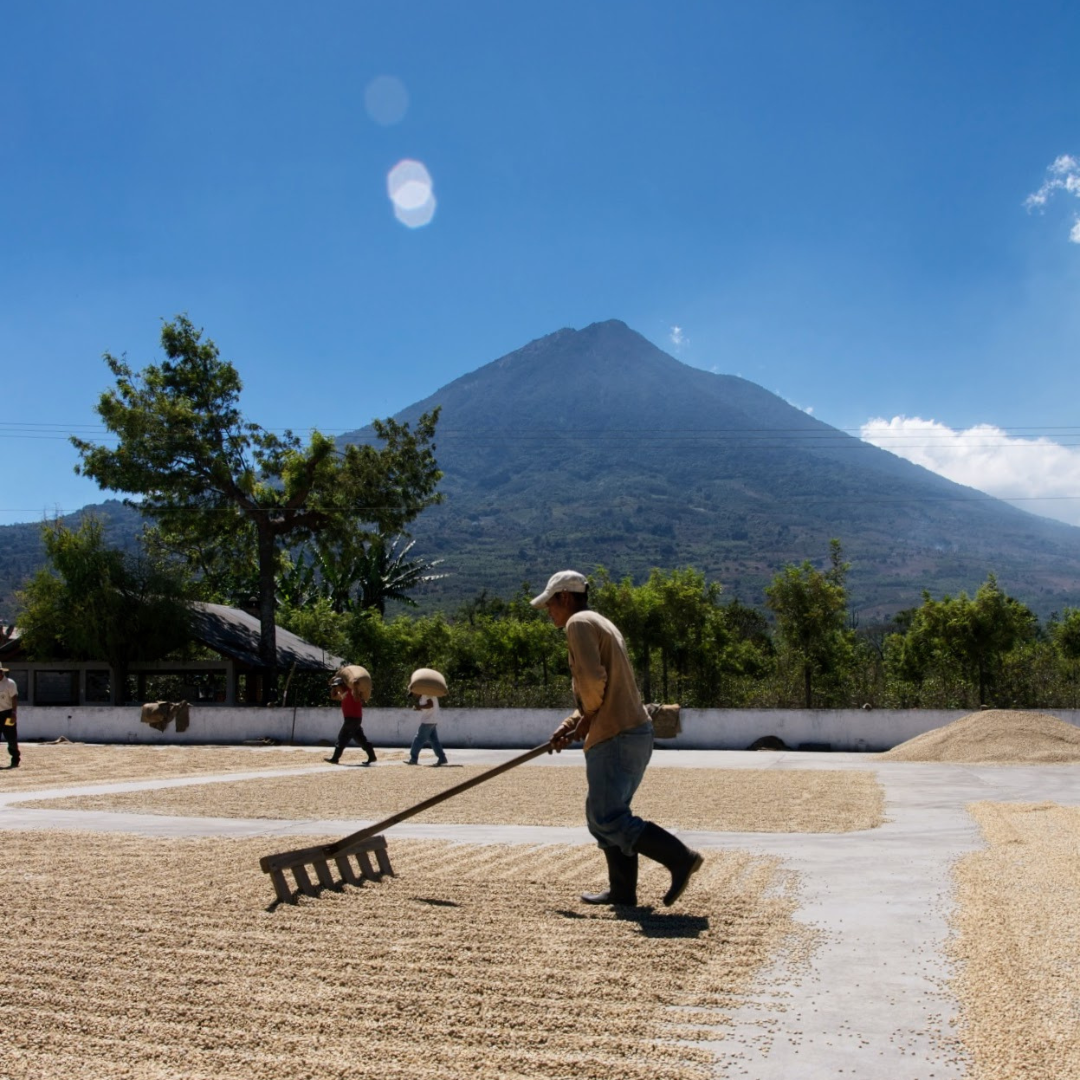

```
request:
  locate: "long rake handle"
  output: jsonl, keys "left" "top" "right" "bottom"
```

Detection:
{"left": 324, "top": 742, "right": 554, "bottom": 856}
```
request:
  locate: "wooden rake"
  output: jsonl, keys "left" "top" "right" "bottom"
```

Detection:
{"left": 260, "top": 742, "right": 553, "bottom": 904}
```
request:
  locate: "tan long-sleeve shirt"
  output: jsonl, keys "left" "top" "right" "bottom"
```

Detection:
{"left": 564, "top": 610, "right": 648, "bottom": 751}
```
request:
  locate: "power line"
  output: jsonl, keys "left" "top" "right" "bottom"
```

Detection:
{"left": 5, "top": 422, "right": 1080, "bottom": 448}
{"left": 5, "top": 489, "right": 1080, "bottom": 517}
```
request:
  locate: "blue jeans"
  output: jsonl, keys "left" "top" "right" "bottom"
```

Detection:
{"left": 584, "top": 720, "right": 653, "bottom": 855}
{"left": 410, "top": 722, "right": 447, "bottom": 763}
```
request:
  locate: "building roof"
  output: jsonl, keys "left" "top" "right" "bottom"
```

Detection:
{"left": 0, "top": 625, "right": 22, "bottom": 661}
{"left": 189, "top": 602, "right": 345, "bottom": 671}
{"left": 0, "top": 606, "right": 344, "bottom": 673}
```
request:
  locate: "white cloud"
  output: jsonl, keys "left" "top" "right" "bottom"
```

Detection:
{"left": 861, "top": 416, "right": 1080, "bottom": 526}
{"left": 1025, "top": 154, "right": 1080, "bottom": 242}
{"left": 669, "top": 325, "right": 686, "bottom": 348}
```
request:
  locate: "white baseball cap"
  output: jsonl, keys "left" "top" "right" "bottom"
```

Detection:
{"left": 531, "top": 570, "right": 589, "bottom": 608}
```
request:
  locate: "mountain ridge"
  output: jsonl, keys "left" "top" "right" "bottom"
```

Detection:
{"left": 345, "top": 319, "right": 1080, "bottom": 620}
{"left": 3, "top": 319, "right": 1079, "bottom": 623}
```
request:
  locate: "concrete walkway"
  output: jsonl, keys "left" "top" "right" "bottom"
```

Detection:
{"left": 3, "top": 748, "right": 1077, "bottom": 1079}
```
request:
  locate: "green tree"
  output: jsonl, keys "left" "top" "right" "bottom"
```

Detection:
{"left": 72, "top": 315, "right": 442, "bottom": 700}
{"left": 895, "top": 574, "right": 1037, "bottom": 706}
{"left": 1050, "top": 608, "right": 1080, "bottom": 670}
{"left": 1043, "top": 607, "right": 1080, "bottom": 707}
{"left": 590, "top": 566, "right": 768, "bottom": 707}
{"left": 313, "top": 534, "right": 446, "bottom": 615}
{"left": 591, "top": 569, "right": 663, "bottom": 701}
{"left": 764, "top": 539, "right": 854, "bottom": 707}
{"left": 277, "top": 596, "right": 350, "bottom": 660}
{"left": 16, "top": 518, "right": 192, "bottom": 702}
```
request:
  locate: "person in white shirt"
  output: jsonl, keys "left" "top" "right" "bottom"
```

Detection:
{"left": 406, "top": 692, "right": 448, "bottom": 766}
{"left": 0, "top": 664, "right": 19, "bottom": 768}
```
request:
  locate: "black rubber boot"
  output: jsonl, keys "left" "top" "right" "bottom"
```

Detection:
{"left": 633, "top": 822, "right": 703, "bottom": 907}
{"left": 581, "top": 846, "right": 638, "bottom": 906}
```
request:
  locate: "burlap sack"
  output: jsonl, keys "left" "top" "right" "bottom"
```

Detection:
{"left": 409, "top": 667, "right": 448, "bottom": 697}
{"left": 336, "top": 665, "right": 373, "bottom": 703}
{"left": 139, "top": 700, "right": 190, "bottom": 733}
{"left": 171, "top": 700, "right": 190, "bottom": 733}
{"left": 646, "top": 702, "right": 681, "bottom": 739}
{"left": 140, "top": 701, "right": 171, "bottom": 731}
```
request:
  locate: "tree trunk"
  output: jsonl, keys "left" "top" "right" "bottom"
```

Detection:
{"left": 639, "top": 637, "right": 652, "bottom": 703}
{"left": 256, "top": 521, "right": 279, "bottom": 704}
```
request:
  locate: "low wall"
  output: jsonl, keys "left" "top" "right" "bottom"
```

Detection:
{"left": 17, "top": 705, "right": 1080, "bottom": 753}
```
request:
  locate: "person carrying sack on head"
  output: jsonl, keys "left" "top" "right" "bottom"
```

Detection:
{"left": 406, "top": 668, "right": 448, "bottom": 766}
{"left": 0, "top": 665, "right": 20, "bottom": 769}
{"left": 327, "top": 671, "right": 377, "bottom": 766}
{"left": 534, "top": 570, "right": 703, "bottom": 908}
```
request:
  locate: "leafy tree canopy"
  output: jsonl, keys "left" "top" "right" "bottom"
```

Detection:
{"left": 72, "top": 315, "right": 442, "bottom": 698}
{"left": 765, "top": 538, "right": 855, "bottom": 707}
{"left": 896, "top": 573, "right": 1037, "bottom": 705}
{"left": 16, "top": 518, "right": 192, "bottom": 702}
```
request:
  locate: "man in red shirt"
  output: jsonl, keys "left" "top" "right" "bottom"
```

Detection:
{"left": 327, "top": 675, "right": 377, "bottom": 766}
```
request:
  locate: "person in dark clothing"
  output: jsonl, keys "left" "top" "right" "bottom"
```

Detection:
{"left": 326, "top": 675, "right": 377, "bottom": 765}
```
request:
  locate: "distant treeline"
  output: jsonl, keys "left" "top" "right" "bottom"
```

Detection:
{"left": 278, "top": 550, "right": 1080, "bottom": 712}
{"left": 17, "top": 516, "right": 1080, "bottom": 712}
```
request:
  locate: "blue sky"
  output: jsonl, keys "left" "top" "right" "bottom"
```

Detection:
{"left": 3, "top": 0, "right": 1080, "bottom": 529}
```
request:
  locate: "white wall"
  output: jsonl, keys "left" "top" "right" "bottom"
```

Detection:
{"left": 18, "top": 704, "right": 1080, "bottom": 752}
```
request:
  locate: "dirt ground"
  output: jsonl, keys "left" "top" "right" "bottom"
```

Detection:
{"left": 0, "top": 830, "right": 811, "bottom": 1080}
{"left": 5, "top": 736, "right": 1080, "bottom": 1078}
{"left": 949, "top": 801, "right": 1080, "bottom": 1079}
{"left": 0, "top": 742, "right": 322, "bottom": 793}
{"left": 18, "top": 750, "right": 887, "bottom": 833}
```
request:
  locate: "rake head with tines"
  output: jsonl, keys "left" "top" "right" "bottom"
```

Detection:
{"left": 259, "top": 834, "right": 395, "bottom": 904}
{"left": 260, "top": 742, "right": 552, "bottom": 904}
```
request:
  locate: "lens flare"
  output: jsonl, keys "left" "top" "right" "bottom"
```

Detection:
{"left": 387, "top": 159, "right": 436, "bottom": 228}
{"left": 364, "top": 75, "right": 409, "bottom": 126}
{"left": 394, "top": 195, "right": 437, "bottom": 228}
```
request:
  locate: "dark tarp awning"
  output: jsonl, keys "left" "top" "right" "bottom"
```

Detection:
{"left": 189, "top": 602, "right": 345, "bottom": 671}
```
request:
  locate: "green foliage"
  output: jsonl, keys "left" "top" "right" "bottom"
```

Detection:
{"left": 591, "top": 566, "right": 773, "bottom": 707}
{"left": 337, "top": 596, "right": 570, "bottom": 709}
{"left": 71, "top": 316, "right": 442, "bottom": 695}
{"left": 886, "top": 574, "right": 1038, "bottom": 708}
{"left": 277, "top": 597, "right": 351, "bottom": 660}
{"left": 764, "top": 539, "right": 856, "bottom": 707}
{"left": 1050, "top": 608, "right": 1080, "bottom": 663}
{"left": 19, "top": 508, "right": 1080, "bottom": 712}
{"left": 281, "top": 534, "right": 446, "bottom": 615}
{"left": 16, "top": 518, "right": 193, "bottom": 701}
